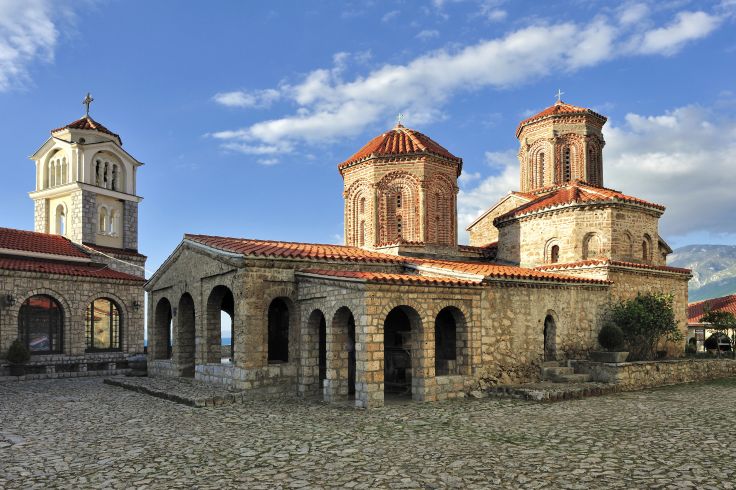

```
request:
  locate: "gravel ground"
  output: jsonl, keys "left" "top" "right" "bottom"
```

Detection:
{"left": 1, "top": 377, "right": 735, "bottom": 489}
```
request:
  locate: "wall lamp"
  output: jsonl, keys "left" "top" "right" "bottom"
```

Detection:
{"left": 132, "top": 300, "right": 141, "bottom": 311}
{"left": 2, "top": 294, "right": 16, "bottom": 309}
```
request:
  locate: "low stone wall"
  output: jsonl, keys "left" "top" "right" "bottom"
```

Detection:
{"left": 572, "top": 359, "right": 736, "bottom": 390}
{"left": 0, "top": 352, "right": 130, "bottom": 381}
{"left": 148, "top": 359, "right": 179, "bottom": 378}
{"left": 433, "top": 375, "right": 474, "bottom": 400}
{"left": 194, "top": 362, "right": 297, "bottom": 393}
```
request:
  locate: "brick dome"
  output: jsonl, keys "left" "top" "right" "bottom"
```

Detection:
{"left": 516, "top": 101, "right": 607, "bottom": 137}
{"left": 338, "top": 123, "right": 462, "bottom": 175}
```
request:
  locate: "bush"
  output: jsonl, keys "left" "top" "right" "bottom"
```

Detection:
{"left": 607, "top": 293, "right": 682, "bottom": 361}
{"left": 704, "top": 332, "right": 732, "bottom": 351}
{"left": 6, "top": 339, "right": 30, "bottom": 364}
{"left": 598, "top": 323, "right": 625, "bottom": 351}
{"left": 685, "top": 343, "right": 697, "bottom": 355}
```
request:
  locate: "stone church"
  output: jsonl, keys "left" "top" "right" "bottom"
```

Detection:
{"left": 0, "top": 100, "right": 146, "bottom": 377}
{"left": 146, "top": 99, "right": 690, "bottom": 408}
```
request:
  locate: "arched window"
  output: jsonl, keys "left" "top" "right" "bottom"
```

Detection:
{"left": 642, "top": 240, "right": 649, "bottom": 262}
{"left": 563, "top": 147, "right": 571, "bottom": 182}
{"left": 85, "top": 298, "right": 121, "bottom": 351}
{"left": 537, "top": 153, "right": 545, "bottom": 187}
{"left": 583, "top": 233, "right": 601, "bottom": 259}
{"left": 359, "top": 220, "right": 365, "bottom": 246}
{"left": 98, "top": 207, "right": 108, "bottom": 234}
{"left": 551, "top": 245, "right": 560, "bottom": 263}
{"left": 359, "top": 197, "right": 365, "bottom": 214}
{"left": 55, "top": 204, "right": 66, "bottom": 236}
{"left": 111, "top": 164, "right": 118, "bottom": 191}
{"left": 18, "top": 295, "right": 63, "bottom": 354}
{"left": 396, "top": 216, "right": 403, "bottom": 239}
{"left": 109, "top": 209, "right": 117, "bottom": 235}
{"left": 95, "top": 160, "right": 102, "bottom": 186}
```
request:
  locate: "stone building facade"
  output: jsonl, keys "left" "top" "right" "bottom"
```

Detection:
{"left": 0, "top": 106, "right": 146, "bottom": 377}
{"left": 146, "top": 99, "right": 690, "bottom": 408}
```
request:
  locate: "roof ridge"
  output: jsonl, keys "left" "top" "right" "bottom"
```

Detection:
{"left": 185, "top": 233, "right": 365, "bottom": 250}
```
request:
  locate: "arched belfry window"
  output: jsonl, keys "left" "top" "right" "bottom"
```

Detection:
{"left": 396, "top": 193, "right": 402, "bottom": 208}
{"left": 85, "top": 298, "right": 122, "bottom": 351}
{"left": 98, "top": 207, "right": 108, "bottom": 234}
{"left": 19, "top": 295, "right": 63, "bottom": 354}
{"left": 359, "top": 197, "right": 366, "bottom": 214}
{"left": 537, "top": 153, "right": 545, "bottom": 187}
{"left": 551, "top": 245, "right": 560, "bottom": 263}
{"left": 55, "top": 204, "right": 66, "bottom": 236}
{"left": 396, "top": 216, "right": 403, "bottom": 239}
{"left": 563, "top": 147, "right": 571, "bottom": 182}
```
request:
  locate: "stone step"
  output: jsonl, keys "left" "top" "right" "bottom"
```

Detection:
{"left": 541, "top": 366, "right": 574, "bottom": 379}
{"left": 552, "top": 373, "right": 592, "bottom": 384}
{"left": 541, "top": 361, "right": 564, "bottom": 368}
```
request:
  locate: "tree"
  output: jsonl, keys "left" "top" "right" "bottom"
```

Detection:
{"left": 607, "top": 293, "right": 682, "bottom": 361}
{"left": 701, "top": 309, "right": 736, "bottom": 357}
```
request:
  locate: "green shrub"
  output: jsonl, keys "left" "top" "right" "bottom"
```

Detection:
{"left": 6, "top": 339, "right": 30, "bottom": 364}
{"left": 607, "top": 292, "right": 682, "bottom": 361}
{"left": 685, "top": 343, "right": 697, "bottom": 355}
{"left": 598, "top": 323, "right": 625, "bottom": 351}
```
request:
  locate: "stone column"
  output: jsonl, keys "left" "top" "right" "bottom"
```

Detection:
{"left": 411, "top": 321, "right": 436, "bottom": 402}
{"left": 355, "top": 314, "right": 384, "bottom": 409}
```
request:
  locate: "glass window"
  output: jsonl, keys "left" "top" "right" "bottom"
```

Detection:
{"left": 19, "top": 295, "right": 63, "bottom": 354}
{"left": 86, "top": 298, "right": 121, "bottom": 351}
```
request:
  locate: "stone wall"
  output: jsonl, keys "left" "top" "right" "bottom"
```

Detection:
{"left": 0, "top": 269, "right": 144, "bottom": 360}
{"left": 123, "top": 201, "right": 138, "bottom": 250}
{"left": 467, "top": 194, "right": 529, "bottom": 247}
{"left": 572, "top": 359, "right": 736, "bottom": 390}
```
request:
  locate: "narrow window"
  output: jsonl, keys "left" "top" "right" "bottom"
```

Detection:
{"left": 95, "top": 160, "right": 102, "bottom": 186}
{"left": 112, "top": 164, "right": 118, "bottom": 191}
{"left": 563, "top": 147, "right": 571, "bottom": 181}
{"left": 538, "top": 153, "right": 545, "bottom": 187}
{"left": 642, "top": 241, "right": 649, "bottom": 262}
{"left": 551, "top": 245, "right": 560, "bottom": 263}
{"left": 397, "top": 216, "right": 403, "bottom": 239}
{"left": 359, "top": 220, "right": 365, "bottom": 246}
{"left": 85, "top": 298, "right": 121, "bottom": 351}
{"left": 359, "top": 197, "right": 365, "bottom": 214}
{"left": 99, "top": 208, "right": 108, "bottom": 234}
{"left": 55, "top": 205, "right": 66, "bottom": 236}
{"left": 103, "top": 162, "right": 109, "bottom": 189}
{"left": 396, "top": 193, "right": 402, "bottom": 208}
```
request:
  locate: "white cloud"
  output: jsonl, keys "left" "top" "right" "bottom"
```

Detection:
{"left": 213, "top": 8, "right": 723, "bottom": 155}
{"left": 0, "top": 0, "right": 63, "bottom": 91}
{"left": 635, "top": 11, "right": 720, "bottom": 55}
{"left": 381, "top": 10, "right": 400, "bottom": 22}
{"left": 213, "top": 89, "right": 280, "bottom": 108}
{"left": 457, "top": 105, "right": 736, "bottom": 244}
{"left": 416, "top": 29, "right": 440, "bottom": 41}
{"left": 484, "top": 9, "right": 507, "bottom": 21}
{"left": 257, "top": 158, "right": 280, "bottom": 166}
{"left": 618, "top": 3, "right": 650, "bottom": 26}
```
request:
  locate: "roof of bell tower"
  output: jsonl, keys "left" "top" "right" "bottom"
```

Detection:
{"left": 51, "top": 115, "right": 122, "bottom": 144}
{"left": 338, "top": 123, "right": 462, "bottom": 175}
{"left": 515, "top": 100, "right": 607, "bottom": 138}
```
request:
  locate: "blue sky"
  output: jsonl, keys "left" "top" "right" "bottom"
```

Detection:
{"left": 1, "top": 0, "right": 735, "bottom": 275}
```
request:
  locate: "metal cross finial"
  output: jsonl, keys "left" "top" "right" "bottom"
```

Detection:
{"left": 82, "top": 92, "right": 94, "bottom": 117}
{"left": 555, "top": 89, "right": 564, "bottom": 104}
{"left": 396, "top": 113, "right": 405, "bottom": 126}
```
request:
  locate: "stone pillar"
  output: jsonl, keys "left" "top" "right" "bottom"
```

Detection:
{"left": 355, "top": 314, "right": 384, "bottom": 409}
{"left": 411, "top": 322, "right": 436, "bottom": 402}
{"left": 297, "top": 310, "right": 320, "bottom": 398}
{"left": 324, "top": 313, "right": 349, "bottom": 402}
{"left": 34, "top": 199, "right": 47, "bottom": 233}
{"left": 123, "top": 201, "right": 139, "bottom": 250}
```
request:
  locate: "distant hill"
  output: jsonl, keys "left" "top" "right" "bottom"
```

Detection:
{"left": 669, "top": 245, "right": 736, "bottom": 302}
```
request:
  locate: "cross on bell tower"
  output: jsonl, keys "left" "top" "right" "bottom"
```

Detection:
{"left": 83, "top": 93, "right": 94, "bottom": 117}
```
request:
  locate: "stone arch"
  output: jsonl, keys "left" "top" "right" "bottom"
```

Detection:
{"left": 623, "top": 231, "right": 634, "bottom": 261}
{"left": 582, "top": 232, "right": 602, "bottom": 260}
{"left": 545, "top": 238, "right": 561, "bottom": 264}
{"left": 528, "top": 140, "right": 553, "bottom": 188}
{"left": 556, "top": 134, "right": 584, "bottom": 183}
{"left": 376, "top": 171, "right": 421, "bottom": 244}
{"left": 90, "top": 150, "right": 127, "bottom": 191}
{"left": 327, "top": 306, "right": 357, "bottom": 399}
{"left": 642, "top": 233, "right": 653, "bottom": 263}
{"left": 17, "top": 294, "right": 65, "bottom": 355}
{"left": 345, "top": 179, "right": 373, "bottom": 247}
{"left": 81, "top": 290, "right": 130, "bottom": 352}
{"left": 176, "top": 293, "right": 196, "bottom": 377}
{"left": 434, "top": 306, "right": 469, "bottom": 376}
{"left": 543, "top": 311, "right": 558, "bottom": 362}
{"left": 425, "top": 173, "right": 456, "bottom": 245}
{"left": 302, "top": 308, "right": 327, "bottom": 397}
{"left": 267, "top": 296, "right": 294, "bottom": 363}
{"left": 383, "top": 304, "right": 423, "bottom": 398}
{"left": 54, "top": 203, "right": 67, "bottom": 236}
{"left": 205, "top": 285, "right": 235, "bottom": 364}
{"left": 152, "top": 297, "right": 173, "bottom": 360}
{"left": 11, "top": 287, "right": 72, "bottom": 355}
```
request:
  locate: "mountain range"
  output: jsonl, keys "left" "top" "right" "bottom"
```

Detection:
{"left": 668, "top": 245, "right": 736, "bottom": 302}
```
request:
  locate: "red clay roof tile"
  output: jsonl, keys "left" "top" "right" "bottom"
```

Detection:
{"left": 0, "top": 256, "right": 143, "bottom": 282}
{"left": 82, "top": 243, "right": 146, "bottom": 258}
{"left": 494, "top": 181, "right": 664, "bottom": 224}
{"left": 185, "top": 235, "right": 405, "bottom": 264}
{"left": 535, "top": 259, "right": 690, "bottom": 275}
{"left": 688, "top": 294, "right": 736, "bottom": 324}
{"left": 516, "top": 101, "right": 607, "bottom": 137}
{"left": 298, "top": 269, "right": 480, "bottom": 287}
{"left": 0, "top": 227, "right": 89, "bottom": 259}
{"left": 338, "top": 124, "right": 462, "bottom": 174}
{"left": 52, "top": 116, "right": 121, "bottom": 142}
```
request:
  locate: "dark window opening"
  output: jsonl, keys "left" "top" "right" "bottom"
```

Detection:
{"left": 268, "top": 298, "right": 290, "bottom": 363}
{"left": 19, "top": 295, "right": 63, "bottom": 354}
{"left": 435, "top": 309, "right": 457, "bottom": 376}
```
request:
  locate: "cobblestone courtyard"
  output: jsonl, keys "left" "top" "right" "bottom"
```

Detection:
{"left": 1, "top": 378, "right": 735, "bottom": 489}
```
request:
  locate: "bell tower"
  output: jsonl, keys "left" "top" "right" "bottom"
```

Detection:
{"left": 28, "top": 94, "right": 144, "bottom": 251}
{"left": 516, "top": 98, "right": 607, "bottom": 192}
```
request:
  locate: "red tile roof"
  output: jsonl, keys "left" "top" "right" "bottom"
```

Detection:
{"left": 494, "top": 181, "right": 665, "bottom": 224}
{"left": 0, "top": 227, "right": 89, "bottom": 259}
{"left": 298, "top": 269, "right": 480, "bottom": 287}
{"left": 83, "top": 243, "right": 147, "bottom": 259}
{"left": 0, "top": 256, "right": 144, "bottom": 282}
{"left": 516, "top": 101, "right": 607, "bottom": 137}
{"left": 535, "top": 259, "right": 691, "bottom": 275}
{"left": 338, "top": 124, "right": 462, "bottom": 174}
{"left": 688, "top": 294, "right": 736, "bottom": 324}
{"left": 185, "top": 234, "right": 404, "bottom": 263}
{"left": 413, "top": 258, "right": 610, "bottom": 285}
{"left": 52, "top": 116, "right": 121, "bottom": 142}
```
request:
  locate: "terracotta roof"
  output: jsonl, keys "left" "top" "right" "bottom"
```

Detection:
{"left": 52, "top": 116, "right": 121, "bottom": 142}
{"left": 0, "top": 256, "right": 143, "bottom": 282}
{"left": 516, "top": 101, "right": 607, "bottom": 137}
{"left": 338, "top": 124, "right": 462, "bottom": 174}
{"left": 413, "top": 258, "right": 609, "bottom": 285}
{"left": 184, "top": 234, "right": 404, "bottom": 263}
{"left": 689, "top": 294, "right": 736, "bottom": 324}
{"left": 494, "top": 181, "right": 665, "bottom": 224}
{"left": 0, "top": 227, "right": 89, "bottom": 259}
{"left": 83, "top": 243, "right": 147, "bottom": 259}
{"left": 535, "top": 259, "right": 691, "bottom": 275}
{"left": 298, "top": 269, "right": 479, "bottom": 287}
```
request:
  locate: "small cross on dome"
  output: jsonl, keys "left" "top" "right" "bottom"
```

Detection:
{"left": 396, "top": 113, "right": 405, "bottom": 127}
{"left": 82, "top": 92, "right": 94, "bottom": 117}
{"left": 555, "top": 89, "right": 564, "bottom": 104}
